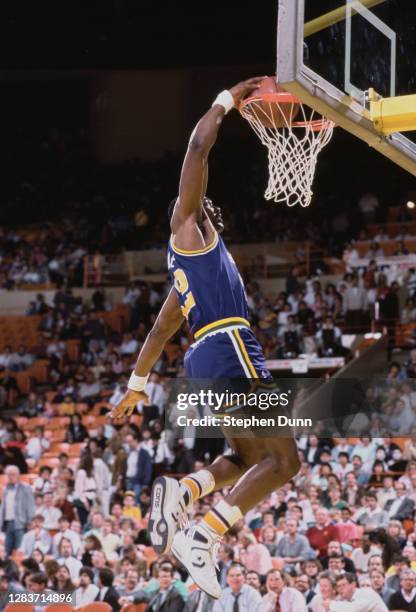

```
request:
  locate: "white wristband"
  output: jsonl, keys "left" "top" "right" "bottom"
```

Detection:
{"left": 211, "top": 90, "right": 235, "bottom": 114}
{"left": 128, "top": 372, "right": 149, "bottom": 392}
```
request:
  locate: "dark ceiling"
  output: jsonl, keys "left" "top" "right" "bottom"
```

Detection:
{"left": 0, "top": 0, "right": 278, "bottom": 69}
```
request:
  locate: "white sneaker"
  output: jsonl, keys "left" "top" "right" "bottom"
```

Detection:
{"left": 171, "top": 525, "right": 222, "bottom": 599}
{"left": 148, "top": 476, "right": 188, "bottom": 554}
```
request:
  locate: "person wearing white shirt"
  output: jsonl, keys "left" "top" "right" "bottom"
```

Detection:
{"left": 120, "top": 333, "right": 139, "bottom": 356}
{"left": 355, "top": 493, "right": 389, "bottom": 532}
{"left": 93, "top": 453, "right": 111, "bottom": 516}
{"left": 260, "top": 569, "right": 307, "bottom": 612}
{"left": 146, "top": 372, "right": 167, "bottom": 416}
{"left": 0, "top": 346, "right": 13, "bottom": 370}
{"left": 333, "top": 453, "right": 353, "bottom": 482}
{"left": 39, "top": 492, "right": 62, "bottom": 530}
{"left": 97, "top": 519, "right": 121, "bottom": 559}
{"left": 57, "top": 538, "right": 83, "bottom": 583}
{"left": 19, "top": 515, "right": 52, "bottom": 556}
{"left": 75, "top": 567, "right": 100, "bottom": 607}
{"left": 353, "top": 438, "right": 376, "bottom": 470}
{"left": 326, "top": 572, "right": 387, "bottom": 612}
{"left": 26, "top": 426, "right": 50, "bottom": 462}
{"left": 213, "top": 564, "right": 262, "bottom": 612}
{"left": 52, "top": 516, "right": 81, "bottom": 556}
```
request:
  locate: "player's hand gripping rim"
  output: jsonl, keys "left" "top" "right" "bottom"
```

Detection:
{"left": 229, "top": 76, "right": 267, "bottom": 107}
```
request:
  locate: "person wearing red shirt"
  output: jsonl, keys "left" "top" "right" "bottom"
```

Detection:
{"left": 306, "top": 508, "right": 340, "bottom": 559}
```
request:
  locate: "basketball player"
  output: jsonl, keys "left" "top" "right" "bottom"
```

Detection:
{"left": 111, "top": 77, "right": 300, "bottom": 598}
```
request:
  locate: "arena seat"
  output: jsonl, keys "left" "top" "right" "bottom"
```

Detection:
{"left": 354, "top": 238, "right": 416, "bottom": 257}
{"left": 49, "top": 430, "right": 66, "bottom": 443}
{"left": 4, "top": 605, "right": 34, "bottom": 612}
{"left": 90, "top": 402, "right": 112, "bottom": 416}
{"left": 65, "top": 339, "right": 81, "bottom": 362}
{"left": 38, "top": 456, "right": 60, "bottom": 469}
{"left": 78, "top": 603, "right": 111, "bottom": 612}
{"left": 120, "top": 604, "right": 147, "bottom": 612}
{"left": 395, "top": 323, "right": 416, "bottom": 347}
{"left": 44, "top": 604, "right": 74, "bottom": 612}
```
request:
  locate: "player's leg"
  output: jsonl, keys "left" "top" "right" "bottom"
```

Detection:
{"left": 148, "top": 436, "right": 253, "bottom": 555}
{"left": 171, "top": 435, "right": 300, "bottom": 598}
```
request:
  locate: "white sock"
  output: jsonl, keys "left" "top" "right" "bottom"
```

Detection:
{"left": 201, "top": 499, "right": 243, "bottom": 537}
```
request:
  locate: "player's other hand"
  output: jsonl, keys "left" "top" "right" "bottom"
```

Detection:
{"left": 110, "top": 389, "right": 149, "bottom": 419}
{"left": 229, "top": 77, "right": 266, "bottom": 106}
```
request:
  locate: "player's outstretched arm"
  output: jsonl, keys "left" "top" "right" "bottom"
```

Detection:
{"left": 110, "top": 288, "right": 184, "bottom": 419}
{"left": 172, "top": 77, "right": 265, "bottom": 227}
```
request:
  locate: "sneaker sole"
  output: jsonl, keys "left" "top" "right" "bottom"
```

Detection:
{"left": 148, "top": 476, "right": 178, "bottom": 554}
{"left": 172, "top": 541, "right": 221, "bottom": 600}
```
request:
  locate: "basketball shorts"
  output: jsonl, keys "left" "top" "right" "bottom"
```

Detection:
{"left": 184, "top": 318, "right": 271, "bottom": 380}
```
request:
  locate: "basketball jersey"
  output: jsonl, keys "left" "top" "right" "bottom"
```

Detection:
{"left": 167, "top": 231, "right": 249, "bottom": 335}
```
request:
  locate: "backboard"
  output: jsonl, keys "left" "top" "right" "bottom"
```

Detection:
{"left": 277, "top": 0, "right": 416, "bottom": 175}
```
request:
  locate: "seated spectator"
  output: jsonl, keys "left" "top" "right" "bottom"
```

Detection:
{"left": 386, "top": 555, "right": 412, "bottom": 592}
{"left": 260, "top": 526, "right": 279, "bottom": 557}
{"left": 355, "top": 492, "right": 389, "bottom": 532}
{"left": 57, "top": 538, "right": 82, "bottom": 583}
{"left": 0, "top": 346, "right": 14, "bottom": 371}
{"left": 52, "top": 516, "right": 81, "bottom": 557}
{"left": 366, "top": 242, "right": 384, "bottom": 259}
{"left": 388, "top": 568, "right": 416, "bottom": 611}
{"left": 321, "top": 541, "right": 356, "bottom": 573}
{"left": 333, "top": 572, "right": 388, "bottom": 611}
{"left": 315, "top": 317, "right": 345, "bottom": 357}
{"left": 120, "top": 332, "right": 139, "bottom": 356}
{"left": 217, "top": 544, "right": 235, "bottom": 589}
{"left": 238, "top": 528, "right": 273, "bottom": 578}
{"left": 98, "top": 518, "right": 120, "bottom": 560}
{"left": 384, "top": 481, "right": 415, "bottom": 520}
{"left": 118, "top": 568, "right": 146, "bottom": 606}
{"left": 26, "top": 426, "right": 50, "bottom": 463}
{"left": 213, "top": 563, "right": 262, "bottom": 612}
{"left": 80, "top": 534, "right": 103, "bottom": 567}
{"left": 351, "top": 534, "right": 383, "bottom": 574}
{"left": 38, "top": 491, "right": 62, "bottom": 531}
{"left": 260, "top": 568, "right": 307, "bottom": 612}
{"left": 65, "top": 414, "right": 88, "bottom": 443}
{"left": 95, "top": 567, "right": 121, "bottom": 612}
{"left": 401, "top": 298, "right": 416, "bottom": 324}
{"left": 19, "top": 515, "right": 51, "bottom": 557}
{"left": 10, "top": 344, "right": 34, "bottom": 371}
{"left": 369, "top": 569, "right": 395, "bottom": 606}
{"left": 274, "top": 518, "right": 311, "bottom": 568}
{"left": 246, "top": 571, "right": 262, "bottom": 594}
{"left": 310, "top": 571, "right": 336, "bottom": 612}
{"left": 52, "top": 564, "right": 75, "bottom": 594}
{"left": 74, "top": 566, "right": 100, "bottom": 608}
{"left": 306, "top": 508, "right": 340, "bottom": 559}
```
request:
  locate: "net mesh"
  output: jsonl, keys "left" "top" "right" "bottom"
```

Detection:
{"left": 240, "top": 95, "right": 335, "bottom": 207}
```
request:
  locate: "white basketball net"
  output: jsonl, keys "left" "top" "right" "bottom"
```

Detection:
{"left": 240, "top": 96, "right": 335, "bottom": 207}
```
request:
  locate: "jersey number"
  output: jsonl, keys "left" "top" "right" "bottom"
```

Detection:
{"left": 174, "top": 269, "right": 196, "bottom": 320}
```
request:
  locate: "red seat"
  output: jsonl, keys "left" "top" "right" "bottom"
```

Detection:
{"left": 4, "top": 605, "right": 35, "bottom": 612}
{"left": 44, "top": 605, "right": 74, "bottom": 612}
{"left": 78, "top": 604, "right": 112, "bottom": 612}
